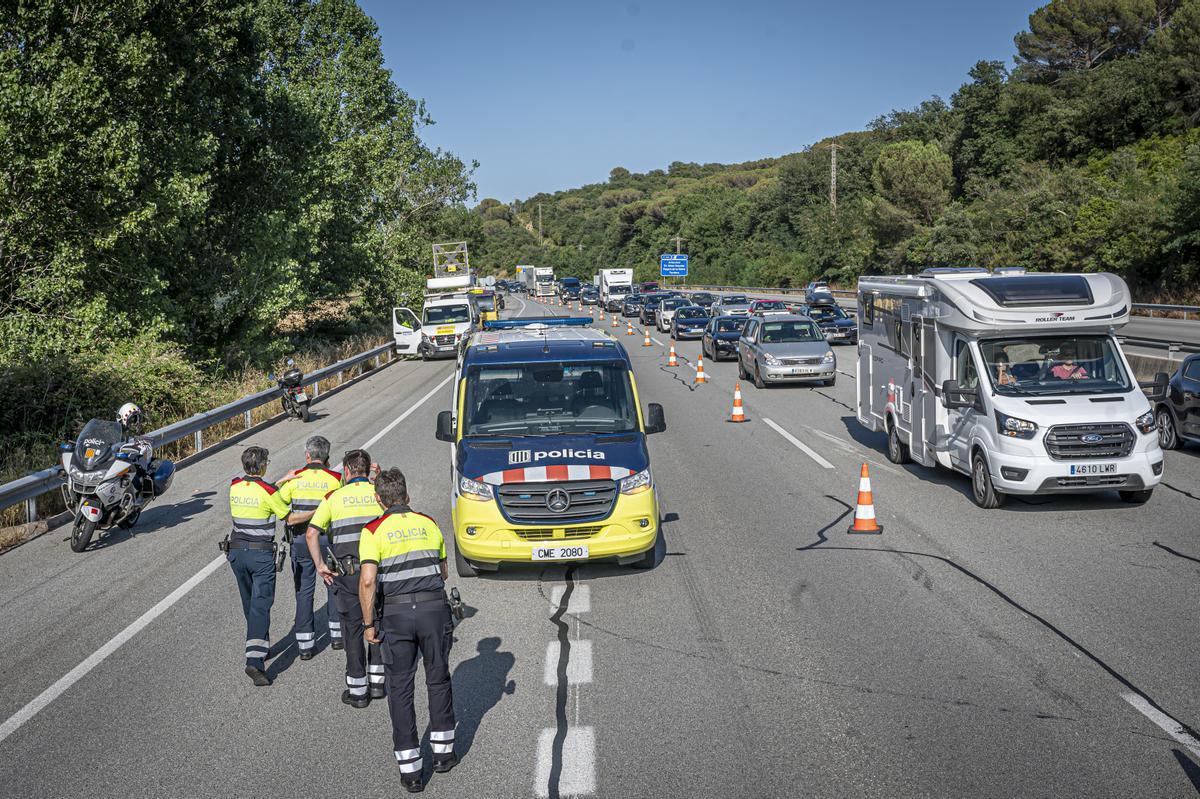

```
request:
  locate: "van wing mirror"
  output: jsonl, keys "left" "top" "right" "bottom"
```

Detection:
{"left": 1139, "top": 371, "right": 1170, "bottom": 402}
{"left": 435, "top": 410, "right": 456, "bottom": 442}
{"left": 941, "top": 379, "right": 978, "bottom": 410}
{"left": 645, "top": 403, "right": 666, "bottom": 435}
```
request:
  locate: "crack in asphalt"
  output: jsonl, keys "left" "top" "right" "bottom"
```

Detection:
{"left": 547, "top": 565, "right": 577, "bottom": 799}
{"left": 1153, "top": 541, "right": 1200, "bottom": 567}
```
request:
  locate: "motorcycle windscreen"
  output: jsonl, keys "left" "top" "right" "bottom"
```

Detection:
{"left": 75, "top": 419, "right": 123, "bottom": 470}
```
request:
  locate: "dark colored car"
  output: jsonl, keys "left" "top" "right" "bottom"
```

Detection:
{"left": 800, "top": 302, "right": 857, "bottom": 344}
{"left": 689, "top": 292, "right": 716, "bottom": 312}
{"left": 639, "top": 296, "right": 664, "bottom": 326}
{"left": 701, "top": 316, "right": 747, "bottom": 361}
{"left": 671, "top": 306, "right": 710, "bottom": 339}
{"left": 580, "top": 287, "right": 599, "bottom": 305}
{"left": 804, "top": 281, "right": 836, "bottom": 305}
{"left": 1155, "top": 353, "right": 1200, "bottom": 450}
{"left": 621, "top": 294, "right": 645, "bottom": 317}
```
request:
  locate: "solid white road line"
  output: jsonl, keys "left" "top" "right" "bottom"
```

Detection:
{"left": 1121, "top": 693, "right": 1200, "bottom": 758}
{"left": 359, "top": 371, "right": 455, "bottom": 450}
{"left": 543, "top": 640, "right": 594, "bottom": 685}
{"left": 0, "top": 370, "right": 455, "bottom": 747}
{"left": 762, "top": 418, "right": 835, "bottom": 470}
{"left": 0, "top": 554, "right": 227, "bottom": 744}
{"left": 650, "top": 336, "right": 664, "bottom": 347}
{"left": 550, "top": 583, "right": 591, "bottom": 613}
{"left": 535, "top": 726, "right": 596, "bottom": 797}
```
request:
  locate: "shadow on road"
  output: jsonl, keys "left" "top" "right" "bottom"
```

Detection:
{"left": 89, "top": 490, "right": 216, "bottom": 550}
{"left": 447, "top": 636, "right": 516, "bottom": 760}
{"left": 1173, "top": 749, "right": 1200, "bottom": 794}
{"left": 266, "top": 603, "right": 335, "bottom": 680}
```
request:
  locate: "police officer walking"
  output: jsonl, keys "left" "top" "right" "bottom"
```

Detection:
{"left": 278, "top": 435, "right": 343, "bottom": 659}
{"left": 226, "top": 446, "right": 292, "bottom": 686}
{"left": 306, "top": 449, "right": 385, "bottom": 706}
{"left": 358, "top": 468, "right": 457, "bottom": 793}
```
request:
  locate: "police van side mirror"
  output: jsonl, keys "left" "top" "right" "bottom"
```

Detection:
{"left": 435, "top": 410, "right": 456, "bottom": 442}
{"left": 645, "top": 403, "right": 666, "bottom": 434}
{"left": 941, "top": 379, "right": 978, "bottom": 410}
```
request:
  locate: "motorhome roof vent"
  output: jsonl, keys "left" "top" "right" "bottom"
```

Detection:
{"left": 992, "top": 266, "right": 1027, "bottom": 275}
{"left": 969, "top": 275, "right": 1094, "bottom": 307}
{"left": 918, "top": 267, "right": 989, "bottom": 277}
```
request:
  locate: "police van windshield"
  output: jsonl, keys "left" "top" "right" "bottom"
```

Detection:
{"left": 424, "top": 305, "right": 471, "bottom": 325}
{"left": 979, "top": 336, "right": 1131, "bottom": 395}
{"left": 463, "top": 361, "right": 638, "bottom": 436}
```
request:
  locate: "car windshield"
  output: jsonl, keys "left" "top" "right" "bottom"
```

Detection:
{"left": 677, "top": 308, "right": 707, "bottom": 319}
{"left": 755, "top": 301, "right": 786, "bottom": 310}
{"left": 760, "top": 320, "right": 823, "bottom": 343}
{"left": 806, "top": 305, "right": 847, "bottom": 321}
{"left": 715, "top": 319, "right": 745, "bottom": 332}
{"left": 661, "top": 298, "right": 686, "bottom": 310}
{"left": 723, "top": 295, "right": 748, "bottom": 304}
{"left": 474, "top": 296, "right": 495, "bottom": 312}
{"left": 609, "top": 285, "right": 631, "bottom": 295}
{"left": 424, "top": 304, "right": 471, "bottom": 324}
{"left": 463, "top": 361, "right": 638, "bottom": 435}
{"left": 692, "top": 293, "right": 714, "bottom": 303}
{"left": 979, "top": 335, "right": 1132, "bottom": 395}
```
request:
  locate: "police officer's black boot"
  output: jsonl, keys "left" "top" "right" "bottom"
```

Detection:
{"left": 340, "top": 689, "right": 370, "bottom": 709}
{"left": 245, "top": 666, "right": 272, "bottom": 687}
{"left": 330, "top": 638, "right": 344, "bottom": 651}
{"left": 432, "top": 753, "right": 458, "bottom": 774}
{"left": 400, "top": 774, "right": 424, "bottom": 793}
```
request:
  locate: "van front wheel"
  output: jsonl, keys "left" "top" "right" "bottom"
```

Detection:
{"left": 886, "top": 421, "right": 910, "bottom": 464}
{"left": 971, "top": 451, "right": 1006, "bottom": 509}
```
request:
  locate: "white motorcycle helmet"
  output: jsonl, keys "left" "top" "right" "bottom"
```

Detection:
{"left": 118, "top": 402, "right": 144, "bottom": 430}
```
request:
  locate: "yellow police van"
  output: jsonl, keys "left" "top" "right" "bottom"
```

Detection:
{"left": 434, "top": 318, "right": 666, "bottom": 576}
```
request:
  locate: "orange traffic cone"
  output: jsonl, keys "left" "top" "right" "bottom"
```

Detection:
{"left": 599, "top": 309, "right": 605, "bottom": 321}
{"left": 611, "top": 315, "right": 619, "bottom": 328}
{"left": 643, "top": 329, "right": 653, "bottom": 347}
{"left": 694, "top": 354, "right": 708, "bottom": 384}
{"left": 847, "top": 464, "right": 883, "bottom": 534}
{"left": 728, "top": 381, "right": 746, "bottom": 422}
{"left": 667, "top": 341, "right": 678, "bottom": 367}
{"left": 626, "top": 321, "right": 634, "bottom": 335}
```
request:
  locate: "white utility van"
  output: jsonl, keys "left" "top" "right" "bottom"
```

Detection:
{"left": 856, "top": 268, "right": 1167, "bottom": 508}
{"left": 393, "top": 275, "right": 477, "bottom": 360}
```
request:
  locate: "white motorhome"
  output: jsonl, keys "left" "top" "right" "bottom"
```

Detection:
{"left": 856, "top": 268, "right": 1166, "bottom": 508}
{"left": 599, "top": 268, "right": 633, "bottom": 310}
{"left": 393, "top": 274, "right": 478, "bottom": 360}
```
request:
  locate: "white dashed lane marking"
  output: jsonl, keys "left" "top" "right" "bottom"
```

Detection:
{"left": 544, "top": 640, "right": 594, "bottom": 685}
{"left": 550, "top": 583, "right": 591, "bottom": 613}
{"left": 762, "top": 418, "right": 835, "bottom": 470}
{"left": 535, "top": 727, "right": 597, "bottom": 798}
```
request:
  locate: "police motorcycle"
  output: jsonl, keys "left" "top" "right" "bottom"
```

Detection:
{"left": 59, "top": 404, "right": 175, "bottom": 552}
{"left": 272, "top": 358, "right": 311, "bottom": 423}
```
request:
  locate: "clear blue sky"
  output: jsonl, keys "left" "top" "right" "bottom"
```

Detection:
{"left": 361, "top": 0, "right": 1041, "bottom": 204}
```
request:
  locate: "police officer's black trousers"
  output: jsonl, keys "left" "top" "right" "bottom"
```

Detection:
{"left": 330, "top": 574, "right": 382, "bottom": 697}
{"left": 227, "top": 549, "right": 276, "bottom": 670}
{"left": 379, "top": 598, "right": 456, "bottom": 774}
{"left": 290, "top": 534, "right": 338, "bottom": 653}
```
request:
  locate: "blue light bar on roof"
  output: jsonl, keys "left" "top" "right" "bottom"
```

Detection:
{"left": 483, "top": 317, "right": 594, "bottom": 330}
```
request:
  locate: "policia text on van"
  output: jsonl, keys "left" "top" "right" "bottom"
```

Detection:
{"left": 435, "top": 317, "right": 666, "bottom": 576}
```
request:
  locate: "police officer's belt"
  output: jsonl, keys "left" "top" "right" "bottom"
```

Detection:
{"left": 381, "top": 590, "right": 447, "bottom": 612}
{"left": 228, "top": 540, "right": 275, "bottom": 552}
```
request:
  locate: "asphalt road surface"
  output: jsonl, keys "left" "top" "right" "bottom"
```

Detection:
{"left": 2, "top": 296, "right": 1199, "bottom": 798}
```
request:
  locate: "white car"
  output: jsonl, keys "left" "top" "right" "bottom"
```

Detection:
{"left": 655, "top": 297, "right": 688, "bottom": 332}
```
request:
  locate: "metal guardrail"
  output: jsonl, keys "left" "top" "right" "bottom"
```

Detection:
{"left": 1132, "top": 303, "right": 1200, "bottom": 319}
{"left": 0, "top": 342, "right": 395, "bottom": 527}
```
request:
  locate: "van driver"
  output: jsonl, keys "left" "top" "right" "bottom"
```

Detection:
{"left": 1050, "top": 345, "right": 1088, "bottom": 380}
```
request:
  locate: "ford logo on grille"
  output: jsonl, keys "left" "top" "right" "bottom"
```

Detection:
{"left": 545, "top": 488, "right": 571, "bottom": 513}
{"left": 1081, "top": 433, "right": 1104, "bottom": 444}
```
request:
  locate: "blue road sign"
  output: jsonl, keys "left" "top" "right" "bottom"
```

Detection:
{"left": 660, "top": 254, "right": 688, "bottom": 277}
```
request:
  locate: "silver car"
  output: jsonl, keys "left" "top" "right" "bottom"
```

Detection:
{"left": 713, "top": 293, "right": 752, "bottom": 317}
{"left": 737, "top": 314, "right": 836, "bottom": 388}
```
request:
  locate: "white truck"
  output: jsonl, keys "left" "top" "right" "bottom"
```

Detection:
{"left": 534, "top": 266, "right": 555, "bottom": 298}
{"left": 856, "top": 268, "right": 1167, "bottom": 508}
{"left": 393, "top": 274, "right": 478, "bottom": 360}
{"left": 599, "top": 268, "right": 633, "bottom": 311}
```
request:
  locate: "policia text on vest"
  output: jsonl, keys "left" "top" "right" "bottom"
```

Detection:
{"left": 359, "top": 467, "right": 458, "bottom": 793}
{"left": 306, "top": 449, "right": 386, "bottom": 707}
{"left": 224, "top": 446, "right": 296, "bottom": 687}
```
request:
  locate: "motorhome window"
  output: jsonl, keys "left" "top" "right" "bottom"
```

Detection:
{"left": 760, "top": 321, "right": 823, "bottom": 343}
{"left": 956, "top": 341, "right": 980, "bottom": 390}
{"left": 861, "top": 293, "right": 875, "bottom": 326}
{"left": 978, "top": 336, "right": 1131, "bottom": 395}
{"left": 424, "top": 305, "right": 471, "bottom": 324}
{"left": 609, "top": 285, "right": 631, "bottom": 295}
{"left": 969, "top": 275, "right": 1094, "bottom": 307}
{"left": 462, "top": 361, "right": 637, "bottom": 436}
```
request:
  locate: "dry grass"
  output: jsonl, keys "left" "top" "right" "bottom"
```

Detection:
{"left": 0, "top": 334, "right": 390, "bottom": 535}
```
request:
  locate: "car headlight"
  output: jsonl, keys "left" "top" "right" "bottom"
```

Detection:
{"left": 619, "top": 468, "right": 652, "bottom": 495}
{"left": 762, "top": 352, "right": 781, "bottom": 366}
{"left": 1135, "top": 410, "right": 1156, "bottom": 435}
{"left": 458, "top": 475, "right": 493, "bottom": 501}
{"left": 995, "top": 410, "right": 1038, "bottom": 439}
{"left": 822, "top": 351, "right": 835, "bottom": 363}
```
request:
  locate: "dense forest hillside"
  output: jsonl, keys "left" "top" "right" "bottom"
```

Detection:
{"left": 459, "top": 0, "right": 1200, "bottom": 298}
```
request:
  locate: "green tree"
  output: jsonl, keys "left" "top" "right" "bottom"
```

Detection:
{"left": 1015, "top": 0, "right": 1156, "bottom": 77}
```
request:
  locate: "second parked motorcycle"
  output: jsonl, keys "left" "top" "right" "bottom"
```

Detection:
{"left": 274, "top": 359, "right": 311, "bottom": 423}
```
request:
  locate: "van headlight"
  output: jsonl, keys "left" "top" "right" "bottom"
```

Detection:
{"left": 619, "top": 468, "right": 651, "bottom": 495}
{"left": 458, "top": 475, "right": 493, "bottom": 501}
{"left": 995, "top": 410, "right": 1038, "bottom": 439}
{"left": 1135, "top": 410, "right": 1156, "bottom": 435}
{"left": 762, "top": 352, "right": 781, "bottom": 366}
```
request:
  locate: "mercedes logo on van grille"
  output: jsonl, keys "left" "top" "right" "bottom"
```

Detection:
{"left": 545, "top": 488, "right": 571, "bottom": 513}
